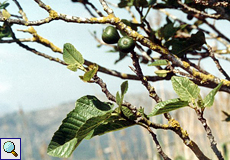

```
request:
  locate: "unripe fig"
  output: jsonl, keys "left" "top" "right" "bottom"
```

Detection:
{"left": 102, "top": 26, "right": 120, "bottom": 44}
{"left": 117, "top": 36, "right": 135, "bottom": 53}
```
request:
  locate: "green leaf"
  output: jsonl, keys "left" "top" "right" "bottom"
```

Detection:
{"left": 154, "top": 70, "right": 170, "bottom": 77}
{"left": 171, "top": 76, "right": 200, "bottom": 102}
{"left": 148, "top": 98, "right": 189, "bottom": 117}
{"left": 164, "top": 39, "right": 187, "bottom": 57}
{"left": 116, "top": 91, "right": 121, "bottom": 106}
{"left": 197, "top": 94, "right": 204, "bottom": 108}
{"left": 159, "top": 23, "right": 178, "bottom": 41}
{"left": 86, "top": 114, "right": 135, "bottom": 139}
{"left": 157, "top": 18, "right": 181, "bottom": 41}
{"left": 118, "top": 0, "right": 134, "bottom": 8}
{"left": 133, "top": 0, "right": 148, "bottom": 7}
{"left": 148, "top": 0, "right": 156, "bottom": 5}
{"left": 0, "top": 22, "right": 12, "bottom": 39}
{"left": 0, "top": 1, "right": 9, "bottom": 9}
{"left": 148, "top": 60, "right": 168, "bottom": 66}
{"left": 164, "top": 31, "right": 206, "bottom": 57}
{"left": 121, "top": 106, "right": 137, "bottom": 120}
{"left": 66, "top": 63, "right": 79, "bottom": 72}
{"left": 138, "top": 107, "right": 149, "bottom": 119}
{"left": 121, "top": 81, "right": 128, "bottom": 96}
{"left": 63, "top": 43, "right": 84, "bottom": 65}
{"left": 47, "top": 95, "right": 113, "bottom": 158}
{"left": 189, "top": 30, "right": 206, "bottom": 47}
{"left": 115, "top": 51, "right": 128, "bottom": 64}
{"left": 203, "top": 82, "right": 223, "bottom": 107}
{"left": 82, "top": 64, "right": 98, "bottom": 81}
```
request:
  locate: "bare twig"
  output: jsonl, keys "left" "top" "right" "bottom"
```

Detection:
{"left": 215, "top": 53, "right": 230, "bottom": 62}
{"left": 177, "top": 0, "right": 221, "bottom": 19}
{"left": 146, "top": 126, "right": 172, "bottom": 160}
{"left": 168, "top": 119, "right": 211, "bottom": 160}
{"left": 12, "top": 0, "right": 23, "bottom": 11}
{"left": 18, "top": 27, "right": 62, "bottom": 53}
{"left": 99, "top": 0, "right": 114, "bottom": 16}
{"left": 208, "top": 45, "right": 230, "bottom": 80}
{"left": 0, "top": 38, "right": 33, "bottom": 43}
{"left": 83, "top": 3, "right": 97, "bottom": 17}
{"left": 130, "top": 51, "right": 162, "bottom": 103}
{"left": 194, "top": 0, "right": 228, "bottom": 8}
{"left": 86, "top": 1, "right": 104, "bottom": 17}
{"left": 33, "top": 0, "right": 52, "bottom": 12}
{"left": 195, "top": 108, "right": 224, "bottom": 160}
{"left": 203, "top": 19, "right": 230, "bottom": 43}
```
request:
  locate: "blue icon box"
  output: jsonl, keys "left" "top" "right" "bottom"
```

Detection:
{"left": 0, "top": 138, "right": 21, "bottom": 160}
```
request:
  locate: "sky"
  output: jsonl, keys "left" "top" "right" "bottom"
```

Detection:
{"left": 0, "top": 0, "right": 230, "bottom": 116}
{"left": 0, "top": 0, "right": 153, "bottom": 115}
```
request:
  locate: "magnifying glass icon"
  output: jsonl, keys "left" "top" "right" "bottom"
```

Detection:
{"left": 3, "top": 141, "right": 18, "bottom": 157}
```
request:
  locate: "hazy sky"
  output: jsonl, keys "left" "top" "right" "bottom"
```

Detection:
{"left": 0, "top": 0, "right": 152, "bottom": 115}
{"left": 1, "top": 0, "right": 230, "bottom": 116}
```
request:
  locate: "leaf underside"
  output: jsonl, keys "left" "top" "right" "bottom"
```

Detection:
{"left": 171, "top": 76, "right": 200, "bottom": 102}
{"left": 63, "top": 43, "right": 84, "bottom": 65}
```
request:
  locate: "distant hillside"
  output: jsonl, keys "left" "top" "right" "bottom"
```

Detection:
{"left": 0, "top": 93, "right": 155, "bottom": 160}
{"left": 1, "top": 92, "right": 230, "bottom": 160}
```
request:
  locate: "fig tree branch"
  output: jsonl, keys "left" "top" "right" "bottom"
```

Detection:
{"left": 177, "top": 0, "right": 221, "bottom": 19}
{"left": 208, "top": 45, "right": 230, "bottom": 80}
{"left": 195, "top": 108, "right": 224, "bottom": 160}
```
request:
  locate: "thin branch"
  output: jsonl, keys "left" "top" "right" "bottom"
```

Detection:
{"left": 195, "top": 108, "right": 224, "bottom": 160}
{"left": 194, "top": 0, "right": 229, "bottom": 8}
{"left": 99, "top": 0, "right": 114, "bottom": 16}
{"left": 168, "top": 119, "right": 211, "bottom": 160}
{"left": 215, "top": 53, "right": 230, "bottom": 62}
{"left": 3, "top": 1, "right": 230, "bottom": 91}
{"left": 177, "top": 0, "right": 221, "bottom": 19}
{"left": 92, "top": 74, "right": 173, "bottom": 131}
{"left": 135, "top": 6, "right": 152, "bottom": 36}
{"left": 203, "top": 19, "right": 230, "bottom": 43}
{"left": 0, "top": 38, "right": 33, "bottom": 43}
{"left": 17, "top": 27, "right": 62, "bottom": 53}
{"left": 185, "top": 60, "right": 210, "bottom": 75}
{"left": 3, "top": 12, "right": 230, "bottom": 91}
{"left": 86, "top": 1, "right": 104, "bottom": 17}
{"left": 12, "top": 0, "right": 28, "bottom": 21}
{"left": 83, "top": 3, "right": 97, "bottom": 17}
{"left": 130, "top": 51, "right": 162, "bottom": 103}
{"left": 33, "top": 0, "right": 52, "bottom": 12}
{"left": 12, "top": 0, "right": 23, "bottom": 10}
{"left": 146, "top": 126, "right": 172, "bottom": 160}
{"left": 125, "top": 6, "right": 138, "bottom": 23}
{"left": 208, "top": 45, "right": 230, "bottom": 80}
{"left": 13, "top": 39, "right": 66, "bottom": 65}
{"left": 159, "top": 9, "right": 230, "bottom": 45}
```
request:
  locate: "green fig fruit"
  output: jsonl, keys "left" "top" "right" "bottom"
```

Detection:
{"left": 117, "top": 36, "right": 135, "bottom": 53}
{"left": 102, "top": 26, "right": 120, "bottom": 44}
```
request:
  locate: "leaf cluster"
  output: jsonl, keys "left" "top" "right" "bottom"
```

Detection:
{"left": 148, "top": 76, "right": 223, "bottom": 116}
